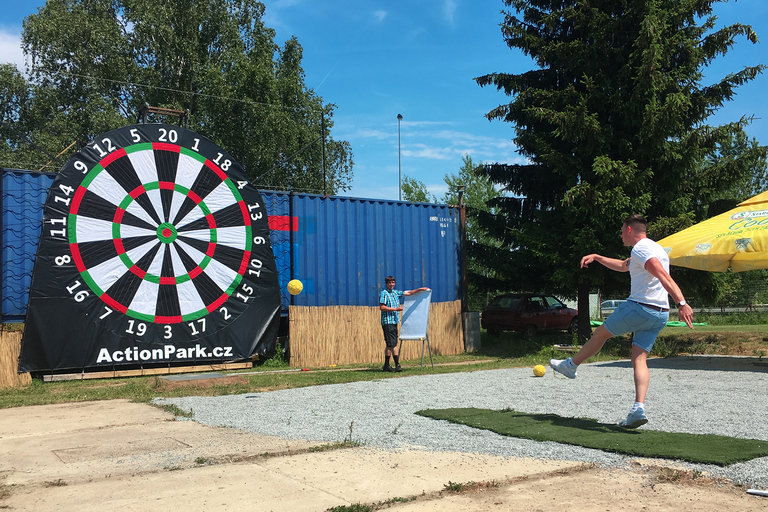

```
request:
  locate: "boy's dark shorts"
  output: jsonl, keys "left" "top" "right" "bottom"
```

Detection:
{"left": 382, "top": 324, "right": 398, "bottom": 348}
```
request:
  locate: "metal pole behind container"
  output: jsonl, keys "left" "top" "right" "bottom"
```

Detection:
{"left": 321, "top": 115, "right": 327, "bottom": 195}
{"left": 289, "top": 190, "right": 295, "bottom": 306}
{"left": 458, "top": 186, "right": 467, "bottom": 313}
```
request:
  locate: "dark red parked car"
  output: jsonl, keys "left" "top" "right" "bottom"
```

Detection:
{"left": 481, "top": 293, "right": 578, "bottom": 338}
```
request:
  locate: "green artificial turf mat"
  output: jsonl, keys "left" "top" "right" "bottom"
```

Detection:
{"left": 415, "top": 408, "right": 768, "bottom": 466}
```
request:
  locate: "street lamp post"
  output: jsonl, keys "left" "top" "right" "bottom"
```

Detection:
{"left": 397, "top": 114, "right": 403, "bottom": 201}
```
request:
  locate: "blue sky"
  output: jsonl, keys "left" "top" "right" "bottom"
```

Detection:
{"left": 1, "top": 0, "right": 766, "bottom": 201}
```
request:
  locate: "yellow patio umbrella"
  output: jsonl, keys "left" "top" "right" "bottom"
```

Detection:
{"left": 657, "top": 190, "right": 768, "bottom": 272}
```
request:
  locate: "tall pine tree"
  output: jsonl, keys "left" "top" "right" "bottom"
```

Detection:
{"left": 476, "top": 0, "right": 765, "bottom": 336}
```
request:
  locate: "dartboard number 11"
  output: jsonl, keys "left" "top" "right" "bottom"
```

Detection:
{"left": 44, "top": 123, "right": 271, "bottom": 344}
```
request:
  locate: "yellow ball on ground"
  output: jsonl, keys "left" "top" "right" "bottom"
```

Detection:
{"left": 533, "top": 364, "right": 546, "bottom": 377}
{"left": 287, "top": 279, "right": 303, "bottom": 295}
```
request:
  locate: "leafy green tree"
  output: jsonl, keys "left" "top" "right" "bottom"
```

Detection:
{"left": 707, "top": 130, "right": 768, "bottom": 207}
{"left": 401, "top": 175, "right": 436, "bottom": 203}
{"left": 12, "top": 0, "right": 352, "bottom": 193}
{"left": 476, "top": 0, "right": 765, "bottom": 336}
{"left": 441, "top": 154, "right": 506, "bottom": 310}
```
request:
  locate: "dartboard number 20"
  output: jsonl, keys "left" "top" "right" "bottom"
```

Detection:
{"left": 22, "top": 123, "right": 280, "bottom": 371}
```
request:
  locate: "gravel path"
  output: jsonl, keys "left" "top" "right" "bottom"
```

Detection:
{"left": 156, "top": 355, "right": 768, "bottom": 488}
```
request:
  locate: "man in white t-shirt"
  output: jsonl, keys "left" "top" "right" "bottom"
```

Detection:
{"left": 550, "top": 215, "right": 694, "bottom": 428}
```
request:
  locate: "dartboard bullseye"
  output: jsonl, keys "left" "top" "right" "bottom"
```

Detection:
{"left": 19, "top": 124, "right": 281, "bottom": 373}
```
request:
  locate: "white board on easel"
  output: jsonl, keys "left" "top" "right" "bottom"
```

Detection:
{"left": 400, "top": 290, "right": 431, "bottom": 339}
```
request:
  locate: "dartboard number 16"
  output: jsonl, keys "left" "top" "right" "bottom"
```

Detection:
{"left": 43, "top": 123, "right": 271, "bottom": 343}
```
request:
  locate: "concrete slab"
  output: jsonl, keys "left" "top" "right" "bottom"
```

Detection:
{"left": 0, "top": 399, "right": 759, "bottom": 512}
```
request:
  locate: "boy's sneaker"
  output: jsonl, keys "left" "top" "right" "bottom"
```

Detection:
{"left": 550, "top": 358, "right": 577, "bottom": 379}
{"left": 618, "top": 409, "right": 648, "bottom": 429}
{"left": 383, "top": 365, "right": 394, "bottom": 372}
{"left": 394, "top": 365, "right": 403, "bottom": 372}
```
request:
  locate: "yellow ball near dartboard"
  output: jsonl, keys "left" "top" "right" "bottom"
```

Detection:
{"left": 287, "top": 279, "right": 303, "bottom": 295}
{"left": 533, "top": 364, "right": 546, "bottom": 377}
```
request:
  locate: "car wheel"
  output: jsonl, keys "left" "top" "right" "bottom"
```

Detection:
{"left": 568, "top": 317, "right": 578, "bottom": 334}
{"left": 523, "top": 325, "right": 537, "bottom": 339}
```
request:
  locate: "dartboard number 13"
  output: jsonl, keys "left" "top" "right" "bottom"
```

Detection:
{"left": 44, "top": 124, "right": 271, "bottom": 344}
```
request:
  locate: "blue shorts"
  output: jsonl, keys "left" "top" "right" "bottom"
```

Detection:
{"left": 603, "top": 300, "right": 668, "bottom": 353}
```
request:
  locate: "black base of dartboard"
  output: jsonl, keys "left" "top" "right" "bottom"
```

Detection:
{"left": 19, "top": 123, "right": 281, "bottom": 373}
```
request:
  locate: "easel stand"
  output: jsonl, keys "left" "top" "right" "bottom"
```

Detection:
{"left": 398, "top": 336, "right": 434, "bottom": 370}
{"left": 398, "top": 289, "right": 433, "bottom": 370}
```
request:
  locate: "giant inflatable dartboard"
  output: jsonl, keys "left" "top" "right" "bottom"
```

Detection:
{"left": 19, "top": 124, "right": 281, "bottom": 372}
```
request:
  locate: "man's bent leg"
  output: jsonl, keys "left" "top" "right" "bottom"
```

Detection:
{"left": 572, "top": 324, "right": 614, "bottom": 365}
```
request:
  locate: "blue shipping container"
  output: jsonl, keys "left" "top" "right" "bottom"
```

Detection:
{"left": 1, "top": 169, "right": 56, "bottom": 322}
{"left": 1, "top": 170, "right": 461, "bottom": 321}
{"left": 261, "top": 191, "right": 460, "bottom": 310}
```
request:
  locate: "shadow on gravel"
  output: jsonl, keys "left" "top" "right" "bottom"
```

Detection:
{"left": 595, "top": 355, "right": 768, "bottom": 373}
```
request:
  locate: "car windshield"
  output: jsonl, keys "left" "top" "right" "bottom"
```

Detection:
{"left": 544, "top": 296, "right": 564, "bottom": 309}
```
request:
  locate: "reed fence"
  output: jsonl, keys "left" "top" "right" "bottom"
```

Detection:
{"left": 0, "top": 331, "right": 31, "bottom": 388}
{"left": 288, "top": 300, "right": 463, "bottom": 368}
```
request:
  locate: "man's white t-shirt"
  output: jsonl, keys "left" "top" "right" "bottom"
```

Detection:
{"left": 627, "top": 237, "right": 670, "bottom": 308}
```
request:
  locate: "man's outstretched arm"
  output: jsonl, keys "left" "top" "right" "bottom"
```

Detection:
{"left": 581, "top": 254, "right": 629, "bottom": 273}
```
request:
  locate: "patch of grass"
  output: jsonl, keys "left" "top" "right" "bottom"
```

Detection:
{"left": 442, "top": 479, "right": 500, "bottom": 493}
{"left": 258, "top": 341, "right": 289, "bottom": 368}
{"left": 43, "top": 479, "right": 67, "bottom": 487}
{"left": 416, "top": 408, "right": 768, "bottom": 466}
{"left": 443, "top": 481, "right": 464, "bottom": 492}
{"left": 2, "top": 326, "right": 766, "bottom": 410}
{"left": 325, "top": 504, "right": 371, "bottom": 512}
{"left": 308, "top": 440, "right": 361, "bottom": 452}
{"left": 194, "top": 456, "right": 207, "bottom": 465}
{"left": 156, "top": 402, "right": 193, "bottom": 418}
{"left": 385, "top": 496, "right": 416, "bottom": 504}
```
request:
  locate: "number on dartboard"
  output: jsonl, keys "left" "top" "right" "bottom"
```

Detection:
{"left": 188, "top": 318, "right": 206, "bottom": 335}
{"left": 126, "top": 320, "right": 146, "bottom": 336}
{"left": 249, "top": 258, "right": 262, "bottom": 277}
{"left": 164, "top": 325, "right": 173, "bottom": 339}
{"left": 219, "top": 307, "right": 231, "bottom": 320}
{"left": 158, "top": 128, "right": 177, "bottom": 143}
{"left": 93, "top": 138, "right": 116, "bottom": 157}
{"left": 66, "top": 280, "right": 89, "bottom": 302}
{"left": 213, "top": 152, "right": 231, "bottom": 170}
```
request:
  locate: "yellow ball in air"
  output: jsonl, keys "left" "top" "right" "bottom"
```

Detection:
{"left": 287, "top": 279, "right": 303, "bottom": 295}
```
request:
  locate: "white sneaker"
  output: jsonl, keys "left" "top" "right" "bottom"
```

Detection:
{"left": 618, "top": 409, "right": 648, "bottom": 429}
{"left": 550, "top": 358, "right": 577, "bottom": 379}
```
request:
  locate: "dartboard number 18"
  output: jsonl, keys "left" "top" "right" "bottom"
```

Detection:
{"left": 20, "top": 124, "right": 281, "bottom": 372}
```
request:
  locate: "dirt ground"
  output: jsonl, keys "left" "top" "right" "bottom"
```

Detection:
{"left": 0, "top": 399, "right": 765, "bottom": 511}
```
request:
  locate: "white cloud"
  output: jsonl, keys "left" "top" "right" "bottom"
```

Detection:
{"left": 443, "top": 0, "right": 457, "bottom": 24}
{"left": 402, "top": 144, "right": 453, "bottom": 160}
{"left": 0, "top": 29, "right": 25, "bottom": 71}
{"left": 374, "top": 10, "right": 387, "bottom": 22}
